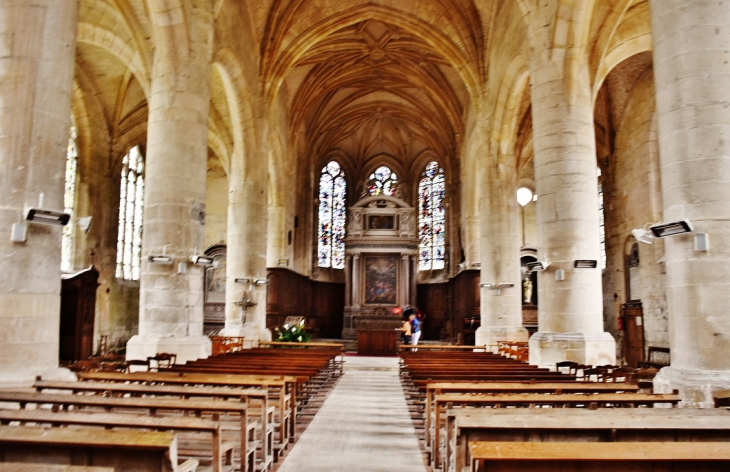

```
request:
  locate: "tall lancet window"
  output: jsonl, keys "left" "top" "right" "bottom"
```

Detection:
{"left": 318, "top": 161, "right": 347, "bottom": 269}
{"left": 366, "top": 165, "right": 399, "bottom": 196}
{"left": 418, "top": 161, "right": 446, "bottom": 270}
{"left": 116, "top": 146, "right": 145, "bottom": 280}
{"left": 61, "top": 118, "right": 78, "bottom": 272}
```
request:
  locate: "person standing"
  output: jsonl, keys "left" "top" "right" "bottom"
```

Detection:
{"left": 409, "top": 312, "right": 421, "bottom": 347}
{"left": 398, "top": 315, "right": 412, "bottom": 344}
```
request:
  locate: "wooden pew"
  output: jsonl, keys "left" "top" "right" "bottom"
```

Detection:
{"left": 0, "top": 425, "right": 180, "bottom": 472}
{"left": 0, "top": 464, "right": 114, "bottom": 472}
{"left": 447, "top": 408, "right": 730, "bottom": 472}
{"left": 468, "top": 441, "right": 730, "bottom": 472}
{"left": 78, "top": 371, "right": 295, "bottom": 455}
{"left": 0, "top": 391, "right": 254, "bottom": 472}
{"left": 422, "top": 381, "right": 640, "bottom": 450}
{"left": 429, "top": 391, "right": 680, "bottom": 468}
{"left": 398, "top": 345, "right": 489, "bottom": 352}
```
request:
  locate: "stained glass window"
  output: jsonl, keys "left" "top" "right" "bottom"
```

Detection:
{"left": 318, "top": 161, "right": 346, "bottom": 269}
{"left": 366, "top": 165, "right": 399, "bottom": 196}
{"left": 116, "top": 146, "right": 145, "bottom": 280}
{"left": 598, "top": 167, "right": 606, "bottom": 269}
{"left": 418, "top": 161, "right": 446, "bottom": 270}
{"left": 61, "top": 118, "right": 78, "bottom": 272}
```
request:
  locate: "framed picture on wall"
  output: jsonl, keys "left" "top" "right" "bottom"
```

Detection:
{"left": 368, "top": 214, "right": 395, "bottom": 230}
{"left": 363, "top": 254, "right": 398, "bottom": 305}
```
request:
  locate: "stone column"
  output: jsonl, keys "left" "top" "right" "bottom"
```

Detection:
{"left": 401, "top": 254, "right": 410, "bottom": 307}
{"left": 344, "top": 255, "right": 352, "bottom": 306}
{"left": 410, "top": 256, "right": 418, "bottom": 306}
{"left": 352, "top": 254, "right": 361, "bottom": 308}
{"left": 221, "top": 138, "right": 271, "bottom": 343}
{"left": 0, "top": 0, "right": 79, "bottom": 385}
{"left": 476, "top": 159, "right": 528, "bottom": 349}
{"left": 126, "top": 1, "right": 214, "bottom": 362}
{"left": 525, "top": 4, "right": 615, "bottom": 366}
{"left": 650, "top": 0, "right": 730, "bottom": 406}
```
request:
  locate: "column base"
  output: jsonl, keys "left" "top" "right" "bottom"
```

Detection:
{"left": 529, "top": 332, "right": 616, "bottom": 367}
{"left": 653, "top": 366, "right": 730, "bottom": 408}
{"left": 218, "top": 326, "right": 272, "bottom": 346}
{"left": 475, "top": 326, "right": 529, "bottom": 351}
{"left": 0, "top": 367, "right": 76, "bottom": 388}
{"left": 126, "top": 335, "right": 212, "bottom": 364}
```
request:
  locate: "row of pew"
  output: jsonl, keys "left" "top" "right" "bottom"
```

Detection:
{"left": 0, "top": 342, "right": 345, "bottom": 472}
{"left": 399, "top": 345, "right": 730, "bottom": 472}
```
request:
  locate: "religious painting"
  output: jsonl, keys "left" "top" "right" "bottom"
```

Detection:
{"left": 364, "top": 255, "right": 398, "bottom": 305}
{"left": 368, "top": 214, "right": 395, "bottom": 230}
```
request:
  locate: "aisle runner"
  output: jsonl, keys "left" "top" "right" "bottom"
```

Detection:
{"left": 277, "top": 355, "right": 427, "bottom": 472}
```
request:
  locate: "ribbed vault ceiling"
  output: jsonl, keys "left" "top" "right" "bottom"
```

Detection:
{"left": 282, "top": 19, "right": 471, "bottom": 176}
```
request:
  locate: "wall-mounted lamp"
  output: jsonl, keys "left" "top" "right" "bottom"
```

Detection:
{"left": 191, "top": 255, "right": 214, "bottom": 266}
{"left": 555, "top": 269, "right": 565, "bottom": 281}
{"left": 253, "top": 278, "right": 268, "bottom": 286}
{"left": 526, "top": 261, "right": 549, "bottom": 272}
{"left": 277, "top": 258, "right": 289, "bottom": 267}
{"left": 234, "top": 278, "right": 252, "bottom": 284}
{"left": 480, "top": 283, "right": 514, "bottom": 295}
{"left": 631, "top": 227, "right": 654, "bottom": 245}
{"left": 471, "top": 262, "right": 481, "bottom": 268}
{"left": 574, "top": 259, "right": 598, "bottom": 269}
{"left": 148, "top": 254, "right": 174, "bottom": 264}
{"left": 25, "top": 208, "right": 70, "bottom": 226}
{"left": 650, "top": 220, "right": 693, "bottom": 238}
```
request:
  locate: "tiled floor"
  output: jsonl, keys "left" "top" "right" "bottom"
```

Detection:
{"left": 276, "top": 355, "right": 427, "bottom": 472}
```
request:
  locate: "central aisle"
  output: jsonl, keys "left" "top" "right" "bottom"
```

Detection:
{"left": 276, "top": 355, "right": 428, "bottom": 472}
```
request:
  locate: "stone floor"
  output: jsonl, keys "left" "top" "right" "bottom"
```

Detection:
{"left": 276, "top": 355, "right": 428, "bottom": 472}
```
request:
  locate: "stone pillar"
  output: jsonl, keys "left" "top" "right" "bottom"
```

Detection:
{"left": 401, "top": 254, "right": 410, "bottom": 307}
{"left": 525, "top": 4, "right": 615, "bottom": 366}
{"left": 344, "top": 255, "right": 352, "bottom": 306}
{"left": 352, "top": 254, "right": 361, "bottom": 308}
{"left": 126, "top": 2, "right": 214, "bottom": 362}
{"left": 476, "top": 159, "right": 528, "bottom": 349}
{"left": 410, "top": 256, "right": 418, "bottom": 306}
{"left": 221, "top": 138, "right": 271, "bottom": 343}
{"left": 0, "top": 0, "right": 79, "bottom": 385}
{"left": 650, "top": 0, "right": 730, "bottom": 406}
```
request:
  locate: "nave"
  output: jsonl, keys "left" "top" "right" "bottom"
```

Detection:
{"left": 276, "top": 355, "right": 427, "bottom": 472}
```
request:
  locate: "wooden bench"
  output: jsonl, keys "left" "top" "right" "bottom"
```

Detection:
{"left": 0, "top": 425, "right": 180, "bottom": 472}
{"left": 469, "top": 441, "right": 730, "bottom": 472}
{"left": 447, "top": 408, "right": 730, "bottom": 472}
{"left": 422, "top": 381, "right": 640, "bottom": 452}
{"left": 0, "top": 464, "right": 114, "bottom": 472}
{"left": 0, "top": 391, "right": 255, "bottom": 472}
{"left": 77, "top": 370, "right": 295, "bottom": 460}
{"left": 639, "top": 346, "right": 670, "bottom": 369}
{"left": 430, "top": 391, "right": 680, "bottom": 468}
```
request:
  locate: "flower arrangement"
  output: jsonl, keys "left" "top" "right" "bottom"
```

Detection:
{"left": 274, "top": 319, "right": 311, "bottom": 343}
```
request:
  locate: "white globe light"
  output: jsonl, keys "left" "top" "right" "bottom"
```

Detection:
{"left": 517, "top": 187, "right": 533, "bottom": 207}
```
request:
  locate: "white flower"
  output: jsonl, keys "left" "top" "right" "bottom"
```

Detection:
{"left": 291, "top": 327, "right": 296, "bottom": 332}
{"left": 283, "top": 324, "right": 290, "bottom": 329}
{"left": 298, "top": 336, "right": 303, "bottom": 342}
{"left": 299, "top": 320, "right": 305, "bottom": 326}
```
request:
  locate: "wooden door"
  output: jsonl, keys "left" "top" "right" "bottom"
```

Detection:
{"left": 59, "top": 267, "right": 99, "bottom": 362}
{"left": 621, "top": 302, "right": 645, "bottom": 367}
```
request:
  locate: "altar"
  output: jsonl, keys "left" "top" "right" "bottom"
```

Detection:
{"left": 341, "top": 196, "right": 419, "bottom": 338}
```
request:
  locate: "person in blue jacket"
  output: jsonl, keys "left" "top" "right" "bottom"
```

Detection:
{"left": 409, "top": 312, "right": 421, "bottom": 347}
